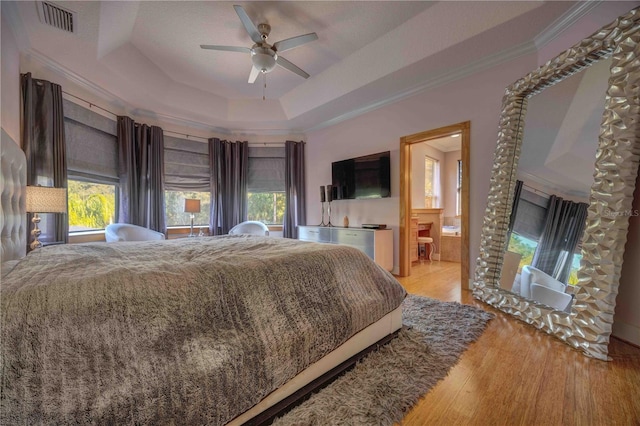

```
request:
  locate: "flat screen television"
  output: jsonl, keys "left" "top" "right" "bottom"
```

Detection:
{"left": 331, "top": 151, "right": 391, "bottom": 199}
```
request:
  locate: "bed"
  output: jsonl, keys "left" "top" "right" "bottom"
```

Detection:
{"left": 0, "top": 137, "right": 406, "bottom": 425}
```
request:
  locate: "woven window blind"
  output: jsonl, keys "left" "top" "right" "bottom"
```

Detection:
{"left": 164, "top": 136, "right": 210, "bottom": 192}
{"left": 248, "top": 146, "right": 285, "bottom": 193}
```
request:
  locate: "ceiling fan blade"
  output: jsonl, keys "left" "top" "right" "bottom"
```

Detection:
{"left": 273, "top": 33, "right": 318, "bottom": 53}
{"left": 248, "top": 66, "right": 260, "bottom": 84}
{"left": 233, "top": 5, "right": 263, "bottom": 44}
{"left": 276, "top": 56, "right": 310, "bottom": 79}
{"left": 200, "top": 45, "right": 250, "bottom": 53}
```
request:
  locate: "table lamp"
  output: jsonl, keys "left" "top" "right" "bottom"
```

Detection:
{"left": 26, "top": 186, "right": 68, "bottom": 250}
{"left": 184, "top": 198, "right": 201, "bottom": 237}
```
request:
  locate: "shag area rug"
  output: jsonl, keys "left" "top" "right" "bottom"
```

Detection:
{"left": 274, "top": 294, "right": 494, "bottom": 425}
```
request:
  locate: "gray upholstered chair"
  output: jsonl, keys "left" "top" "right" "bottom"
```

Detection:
{"left": 228, "top": 221, "right": 269, "bottom": 236}
{"left": 105, "top": 223, "right": 165, "bottom": 242}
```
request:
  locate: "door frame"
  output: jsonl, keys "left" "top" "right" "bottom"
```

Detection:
{"left": 399, "top": 121, "right": 470, "bottom": 290}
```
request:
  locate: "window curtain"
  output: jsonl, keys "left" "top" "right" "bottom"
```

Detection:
{"left": 117, "top": 116, "right": 166, "bottom": 232}
{"left": 21, "top": 72, "right": 68, "bottom": 245}
{"left": 506, "top": 180, "right": 523, "bottom": 245}
{"left": 283, "top": 140, "right": 306, "bottom": 239}
{"left": 531, "top": 195, "right": 588, "bottom": 283}
{"left": 208, "top": 138, "right": 248, "bottom": 235}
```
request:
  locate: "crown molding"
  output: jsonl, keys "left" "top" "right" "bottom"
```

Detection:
{"left": 304, "top": 2, "right": 597, "bottom": 134}
{"left": 23, "top": 49, "right": 305, "bottom": 137}
{"left": 534, "top": 1, "right": 602, "bottom": 49}
{"left": 26, "top": 49, "right": 129, "bottom": 112}
{"left": 20, "top": 1, "right": 595, "bottom": 137}
{"left": 305, "top": 39, "right": 537, "bottom": 133}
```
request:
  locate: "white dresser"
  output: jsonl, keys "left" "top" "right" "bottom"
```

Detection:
{"left": 298, "top": 226, "right": 393, "bottom": 271}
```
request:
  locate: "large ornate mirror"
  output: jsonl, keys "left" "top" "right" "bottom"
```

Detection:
{"left": 473, "top": 8, "right": 639, "bottom": 360}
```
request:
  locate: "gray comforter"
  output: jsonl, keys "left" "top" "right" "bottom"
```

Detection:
{"left": 1, "top": 236, "right": 406, "bottom": 425}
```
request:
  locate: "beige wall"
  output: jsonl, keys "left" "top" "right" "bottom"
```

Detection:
{"left": 615, "top": 173, "right": 640, "bottom": 346}
{"left": 1, "top": 12, "right": 21, "bottom": 145}
{"left": 3, "top": 2, "right": 637, "bottom": 344}
{"left": 305, "top": 5, "right": 639, "bottom": 342}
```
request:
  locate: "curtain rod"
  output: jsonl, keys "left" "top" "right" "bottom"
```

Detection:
{"left": 62, "top": 91, "right": 290, "bottom": 145}
{"left": 522, "top": 183, "right": 551, "bottom": 198}
{"left": 63, "top": 91, "right": 117, "bottom": 118}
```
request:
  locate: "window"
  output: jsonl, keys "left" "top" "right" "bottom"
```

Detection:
{"left": 507, "top": 232, "right": 538, "bottom": 273}
{"left": 247, "top": 192, "right": 285, "bottom": 225}
{"left": 424, "top": 156, "right": 440, "bottom": 208}
{"left": 68, "top": 179, "right": 117, "bottom": 232}
{"left": 165, "top": 191, "right": 211, "bottom": 226}
{"left": 567, "top": 253, "right": 582, "bottom": 286}
{"left": 247, "top": 146, "right": 285, "bottom": 225}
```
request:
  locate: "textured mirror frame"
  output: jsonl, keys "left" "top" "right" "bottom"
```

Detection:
{"left": 473, "top": 8, "right": 639, "bottom": 361}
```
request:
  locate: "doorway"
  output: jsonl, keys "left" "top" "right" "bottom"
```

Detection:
{"left": 399, "top": 121, "right": 470, "bottom": 291}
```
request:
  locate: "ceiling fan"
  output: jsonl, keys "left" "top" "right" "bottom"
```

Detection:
{"left": 201, "top": 5, "right": 318, "bottom": 84}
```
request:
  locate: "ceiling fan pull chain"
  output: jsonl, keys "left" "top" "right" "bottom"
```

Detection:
{"left": 263, "top": 72, "right": 267, "bottom": 101}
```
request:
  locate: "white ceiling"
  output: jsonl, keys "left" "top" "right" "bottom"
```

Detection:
{"left": 424, "top": 135, "right": 461, "bottom": 153}
{"left": 4, "top": 1, "right": 595, "bottom": 134}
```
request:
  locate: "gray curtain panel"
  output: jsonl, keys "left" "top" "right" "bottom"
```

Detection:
{"left": 117, "top": 116, "right": 166, "bottom": 232}
{"left": 283, "top": 140, "right": 306, "bottom": 239}
{"left": 506, "top": 179, "right": 523, "bottom": 245}
{"left": 21, "top": 73, "right": 69, "bottom": 246}
{"left": 209, "top": 138, "right": 248, "bottom": 235}
{"left": 531, "top": 195, "right": 588, "bottom": 283}
{"left": 147, "top": 127, "right": 166, "bottom": 232}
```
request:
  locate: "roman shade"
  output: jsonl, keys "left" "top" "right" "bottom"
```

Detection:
{"left": 64, "top": 99, "right": 118, "bottom": 182}
{"left": 511, "top": 189, "right": 547, "bottom": 242}
{"left": 248, "top": 146, "right": 285, "bottom": 193}
{"left": 164, "top": 136, "right": 210, "bottom": 192}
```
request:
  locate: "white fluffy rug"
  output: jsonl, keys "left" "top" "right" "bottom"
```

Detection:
{"left": 274, "top": 294, "right": 494, "bottom": 425}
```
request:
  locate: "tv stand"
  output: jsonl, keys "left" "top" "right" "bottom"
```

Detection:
{"left": 298, "top": 226, "right": 393, "bottom": 271}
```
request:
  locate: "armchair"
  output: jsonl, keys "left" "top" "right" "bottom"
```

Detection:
{"left": 530, "top": 283, "right": 573, "bottom": 312}
{"left": 520, "top": 265, "right": 566, "bottom": 299}
{"left": 105, "top": 223, "right": 165, "bottom": 242}
{"left": 228, "top": 221, "right": 269, "bottom": 236}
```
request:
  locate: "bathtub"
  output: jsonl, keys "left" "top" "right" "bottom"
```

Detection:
{"left": 442, "top": 225, "right": 461, "bottom": 236}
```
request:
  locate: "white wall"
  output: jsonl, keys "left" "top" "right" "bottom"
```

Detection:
{"left": 615, "top": 173, "right": 640, "bottom": 346}
{"left": 306, "top": 52, "right": 539, "bottom": 275}
{"left": 443, "top": 150, "right": 461, "bottom": 219}
{"left": 1, "top": 12, "right": 21, "bottom": 145}
{"left": 306, "top": 3, "right": 639, "bottom": 344}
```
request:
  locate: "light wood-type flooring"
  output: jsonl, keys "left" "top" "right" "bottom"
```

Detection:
{"left": 395, "top": 261, "right": 640, "bottom": 425}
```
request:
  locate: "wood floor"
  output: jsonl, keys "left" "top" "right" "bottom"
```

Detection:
{"left": 396, "top": 261, "right": 640, "bottom": 425}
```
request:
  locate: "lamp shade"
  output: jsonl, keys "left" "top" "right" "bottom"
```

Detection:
{"left": 26, "top": 186, "right": 67, "bottom": 213}
{"left": 184, "top": 198, "right": 201, "bottom": 214}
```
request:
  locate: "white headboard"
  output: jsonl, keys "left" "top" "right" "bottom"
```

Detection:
{"left": 1, "top": 132, "right": 27, "bottom": 262}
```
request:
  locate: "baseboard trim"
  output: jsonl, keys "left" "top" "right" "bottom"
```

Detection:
{"left": 612, "top": 321, "right": 640, "bottom": 347}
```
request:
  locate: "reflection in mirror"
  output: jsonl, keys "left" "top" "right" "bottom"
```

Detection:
{"left": 473, "top": 8, "right": 639, "bottom": 360}
{"left": 499, "top": 57, "right": 613, "bottom": 313}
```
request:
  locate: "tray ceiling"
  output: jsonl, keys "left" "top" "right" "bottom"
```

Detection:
{"left": 5, "top": 1, "right": 593, "bottom": 133}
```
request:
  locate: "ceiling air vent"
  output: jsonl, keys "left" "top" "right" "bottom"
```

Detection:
{"left": 36, "top": 1, "right": 77, "bottom": 34}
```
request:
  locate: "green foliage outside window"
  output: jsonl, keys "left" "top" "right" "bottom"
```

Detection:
{"left": 507, "top": 233, "right": 536, "bottom": 273}
{"left": 68, "top": 180, "right": 116, "bottom": 231}
{"left": 508, "top": 233, "right": 581, "bottom": 286}
{"left": 248, "top": 192, "right": 285, "bottom": 224}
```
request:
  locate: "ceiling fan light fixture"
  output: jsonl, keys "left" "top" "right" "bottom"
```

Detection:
{"left": 251, "top": 47, "right": 277, "bottom": 73}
